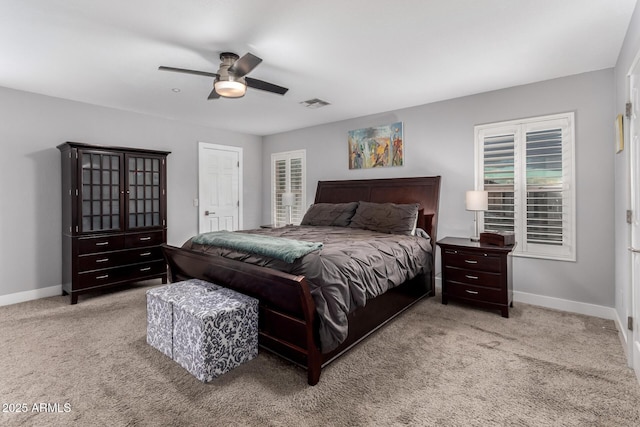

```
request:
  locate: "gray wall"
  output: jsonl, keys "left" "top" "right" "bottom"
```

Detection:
{"left": 263, "top": 69, "right": 616, "bottom": 308}
{"left": 0, "top": 86, "right": 262, "bottom": 297}
{"left": 0, "top": 64, "right": 620, "bottom": 310}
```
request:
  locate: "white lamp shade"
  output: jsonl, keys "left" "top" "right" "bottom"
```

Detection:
{"left": 214, "top": 80, "right": 246, "bottom": 98}
{"left": 281, "top": 192, "right": 294, "bottom": 207}
{"left": 465, "top": 190, "right": 488, "bottom": 211}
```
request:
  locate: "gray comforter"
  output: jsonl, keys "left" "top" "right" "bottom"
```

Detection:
{"left": 182, "top": 225, "right": 432, "bottom": 352}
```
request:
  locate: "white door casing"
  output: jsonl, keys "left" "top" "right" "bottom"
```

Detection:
{"left": 628, "top": 54, "right": 640, "bottom": 382}
{"left": 198, "top": 143, "right": 242, "bottom": 233}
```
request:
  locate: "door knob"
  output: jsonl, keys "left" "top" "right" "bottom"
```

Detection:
{"left": 204, "top": 210, "right": 215, "bottom": 216}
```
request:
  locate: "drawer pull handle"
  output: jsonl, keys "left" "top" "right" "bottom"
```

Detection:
{"left": 96, "top": 274, "right": 109, "bottom": 279}
{"left": 464, "top": 260, "right": 478, "bottom": 264}
{"left": 95, "top": 258, "right": 110, "bottom": 263}
{"left": 140, "top": 252, "right": 152, "bottom": 257}
{"left": 95, "top": 242, "right": 109, "bottom": 246}
{"left": 446, "top": 250, "right": 458, "bottom": 254}
{"left": 465, "top": 290, "right": 479, "bottom": 295}
{"left": 465, "top": 275, "right": 478, "bottom": 280}
{"left": 139, "top": 237, "right": 152, "bottom": 241}
{"left": 140, "top": 267, "right": 152, "bottom": 272}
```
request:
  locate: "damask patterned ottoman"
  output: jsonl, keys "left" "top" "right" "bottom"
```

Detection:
{"left": 172, "top": 287, "right": 259, "bottom": 382}
{"left": 146, "top": 279, "right": 220, "bottom": 359}
{"left": 146, "top": 279, "right": 259, "bottom": 382}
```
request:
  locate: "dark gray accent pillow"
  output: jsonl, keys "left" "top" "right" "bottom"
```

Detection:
{"left": 300, "top": 202, "right": 359, "bottom": 227}
{"left": 349, "top": 201, "right": 420, "bottom": 235}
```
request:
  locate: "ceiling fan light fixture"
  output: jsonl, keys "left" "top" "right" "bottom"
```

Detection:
{"left": 214, "top": 80, "right": 246, "bottom": 98}
{"left": 159, "top": 51, "right": 288, "bottom": 100}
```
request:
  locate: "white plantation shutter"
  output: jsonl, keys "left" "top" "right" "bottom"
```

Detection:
{"left": 482, "top": 131, "right": 517, "bottom": 234}
{"left": 476, "top": 113, "right": 575, "bottom": 261}
{"left": 271, "top": 150, "right": 306, "bottom": 226}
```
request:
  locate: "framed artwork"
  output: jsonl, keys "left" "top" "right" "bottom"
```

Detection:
{"left": 348, "top": 121, "right": 403, "bottom": 169}
{"left": 616, "top": 114, "right": 624, "bottom": 153}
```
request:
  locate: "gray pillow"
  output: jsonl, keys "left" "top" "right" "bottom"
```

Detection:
{"left": 349, "top": 201, "right": 420, "bottom": 235}
{"left": 300, "top": 202, "right": 359, "bottom": 227}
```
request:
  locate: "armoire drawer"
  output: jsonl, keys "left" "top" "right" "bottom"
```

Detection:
{"left": 76, "top": 260, "right": 166, "bottom": 290}
{"left": 77, "top": 246, "right": 164, "bottom": 272}
{"left": 125, "top": 231, "right": 165, "bottom": 249}
{"left": 78, "top": 234, "right": 125, "bottom": 255}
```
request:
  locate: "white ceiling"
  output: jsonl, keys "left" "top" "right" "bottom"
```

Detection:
{"left": 0, "top": 0, "right": 636, "bottom": 136}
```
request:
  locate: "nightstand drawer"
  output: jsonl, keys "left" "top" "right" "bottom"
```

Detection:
{"left": 444, "top": 282, "right": 505, "bottom": 304}
{"left": 442, "top": 249, "right": 501, "bottom": 273}
{"left": 445, "top": 266, "right": 501, "bottom": 289}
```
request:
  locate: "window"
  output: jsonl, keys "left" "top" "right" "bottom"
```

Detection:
{"left": 271, "top": 150, "right": 306, "bottom": 227}
{"left": 475, "top": 112, "right": 575, "bottom": 261}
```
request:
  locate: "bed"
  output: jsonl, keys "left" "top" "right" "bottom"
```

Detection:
{"left": 161, "top": 176, "right": 441, "bottom": 385}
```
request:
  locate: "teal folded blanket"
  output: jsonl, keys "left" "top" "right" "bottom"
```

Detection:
{"left": 191, "top": 231, "right": 323, "bottom": 263}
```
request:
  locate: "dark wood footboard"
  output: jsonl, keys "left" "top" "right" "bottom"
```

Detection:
{"left": 161, "top": 243, "right": 323, "bottom": 384}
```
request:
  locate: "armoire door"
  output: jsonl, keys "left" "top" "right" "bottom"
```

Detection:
{"left": 78, "top": 149, "right": 124, "bottom": 233}
{"left": 126, "top": 153, "right": 166, "bottom": 230}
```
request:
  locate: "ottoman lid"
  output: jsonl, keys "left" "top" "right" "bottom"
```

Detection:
{"left": 177, "top": 287, "right": 258, "bottom": 319}
{"left": 146, "top": 279, "right": 221, "bottom": 305}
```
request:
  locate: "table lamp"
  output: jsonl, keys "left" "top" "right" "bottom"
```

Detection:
{"left": 466, "top": 190, "right": 488, "bottom": 241}
{"left": 282, "top": 192, "right": 294, "bottom": 225}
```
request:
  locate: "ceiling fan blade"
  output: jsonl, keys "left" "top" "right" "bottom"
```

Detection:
{"left": 228, "top": 53, "right": 262, "bottom": 78}
{"left": 207, "top": 88, "right": 221, "bottom": 100}
{"left": 158, "top": 66, "right": 218, "bottom": 78}
{"left": 245, "top": 77, "right": 289, "bottom": 95}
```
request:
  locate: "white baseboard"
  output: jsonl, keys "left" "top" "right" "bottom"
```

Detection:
{"left": 513, "top": 291, "right": 616, "bottom": 320}
{"left": 613, "top": 309, "right": 632, "bottom": 363}
{"left": 0, "top": 285, "right": 62, "bottom": 307}
{"left": 435, "top": 274, "right": 616, "bottom": 320}
{"left": 0, "top": 278, "right": 618, "bottom": 322}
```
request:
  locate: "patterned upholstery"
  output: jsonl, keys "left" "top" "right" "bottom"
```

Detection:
{"left": 146, "top": 279, "right": 259, "bottom": 382}
{"left": 147, "top": 279, "right": 220, "bottom": 358}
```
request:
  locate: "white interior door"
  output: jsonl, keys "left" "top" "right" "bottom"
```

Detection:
{"left": 629, "top": 57, "right": 640, "bottom": 381}
{"left": 198, "top": 143, "right": 242, "bottom": 233}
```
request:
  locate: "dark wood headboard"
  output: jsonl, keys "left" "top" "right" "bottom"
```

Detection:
{"left": 314, "top": 176, "right": 441, "bottom": 245}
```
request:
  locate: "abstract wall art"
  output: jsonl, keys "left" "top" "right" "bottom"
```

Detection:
{"left": 348, "top": 121, "right": 403, "bottom": 169}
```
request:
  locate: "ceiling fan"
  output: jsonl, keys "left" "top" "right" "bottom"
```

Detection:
{"left": 159, "top": 52, "right": 289, "bottom": 99}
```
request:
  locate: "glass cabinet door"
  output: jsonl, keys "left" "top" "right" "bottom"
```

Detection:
{"left": 127, "top": 154, "right": 163, "bottom": 229}
{"left": 79, "top": 151, "right": 123, "bottom": 233}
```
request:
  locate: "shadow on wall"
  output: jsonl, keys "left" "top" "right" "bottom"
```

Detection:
{"left": 24, "top": 147, "right": 62, "bottom": 292}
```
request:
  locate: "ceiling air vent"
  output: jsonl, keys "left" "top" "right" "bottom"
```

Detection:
{"left": 300, "top": 98, "right": 331, "bottom": 109}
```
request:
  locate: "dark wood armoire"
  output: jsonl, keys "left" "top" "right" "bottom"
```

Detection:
{"left": 58, "top": 142, "right": 170, "bottom": 304}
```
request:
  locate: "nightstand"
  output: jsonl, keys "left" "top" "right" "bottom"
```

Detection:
{"left": 437, "top": 237, "right": 515, "bottom": 318}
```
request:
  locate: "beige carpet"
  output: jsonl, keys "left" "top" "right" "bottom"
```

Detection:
{"left": 1, "top": 281, "right": 639, "bottom": 427}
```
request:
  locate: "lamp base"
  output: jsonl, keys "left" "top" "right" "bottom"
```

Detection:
{"left": 471, "top": 212, "right": 481, "bottom": 242}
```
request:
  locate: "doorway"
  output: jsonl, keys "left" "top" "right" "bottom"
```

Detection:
{"left": 198, "top": 142, "right": 242, "bottom": 233}
{"left": 628, "top": 54, "right": 640, "bottom": 381}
